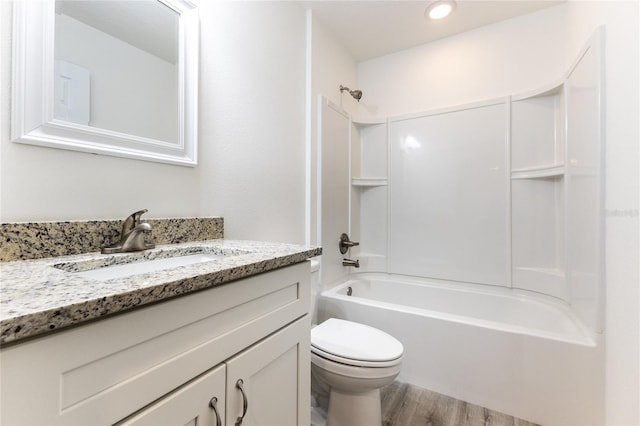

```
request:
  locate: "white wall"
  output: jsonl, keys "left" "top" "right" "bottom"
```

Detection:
{"left": 561, "top": 3, "right": 640, "bottom": 425}
{"left": 1, "top": 0, "right": 308, "bottom": 245}
{"left": 197, "top": 0, "right": 307, "bottom": 243}
{"left": 358, "top": 5, "right": 569, "bottom": 118}
{"left": 358, "top": 3, "right": 639, "bottom": 424}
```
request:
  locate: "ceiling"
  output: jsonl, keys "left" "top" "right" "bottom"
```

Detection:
{"left": 300, "top": 0, "right": 565, "bottom": 61}
{"left": 57, "top": 0, "right": 565, "bottom": 65}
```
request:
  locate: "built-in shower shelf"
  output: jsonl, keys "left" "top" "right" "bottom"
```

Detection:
{"left": 511, "top": 164, "right": 564, "bottom": 179}
{"left": 352, "top": 177, "right": 388, "bottom": 187}
{"left": 352, "top": 117, "right": 386, "bottom": 127}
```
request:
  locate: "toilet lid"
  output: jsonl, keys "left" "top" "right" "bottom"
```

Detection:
{"left": 311, "top": 318, "right": 404, "bottom": 362}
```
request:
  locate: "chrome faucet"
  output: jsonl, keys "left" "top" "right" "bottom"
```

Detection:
{"left": 101, "top": 209, "right": 155, "bottom": 254}
{"left": 342, "top": 258, "right": 360, "bottom": 268}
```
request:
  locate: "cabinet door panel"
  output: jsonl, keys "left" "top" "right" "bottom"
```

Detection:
{"left": 119, "top": 364, "right": 226, "bottom": 426}
{"left": 226, "top": 317, "right": 310, "bottom": 426}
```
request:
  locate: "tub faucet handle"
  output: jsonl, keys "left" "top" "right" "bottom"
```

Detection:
{"left": 339, "top": 233, "right": 360, "bottom": 254}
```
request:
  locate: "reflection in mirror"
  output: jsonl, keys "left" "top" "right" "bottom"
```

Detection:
{"left": 11, "top": 0, "right": 198, "bottom": 166}
{"left": 54, "top": 1, "right": 179, "bottom": 144}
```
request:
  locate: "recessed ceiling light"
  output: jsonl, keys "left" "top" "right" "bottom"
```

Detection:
{"left": 425, "top": 0, "right": 457, "bottom": 20}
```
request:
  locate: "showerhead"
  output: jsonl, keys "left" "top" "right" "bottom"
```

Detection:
{"left": 340, "top": 85, "right": 363, "bottom": 102}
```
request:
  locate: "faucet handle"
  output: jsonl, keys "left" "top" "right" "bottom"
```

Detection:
{"left": 122, "top": 209, "right": 149, "bottom": 234}
{"left": 130, "top": 209, "right": 149, "bottom": 226}
{"left": 102, "top": 210, "right": 153, "bottom": 254}
{"left": 339, "top": 233, "right": 360, "bottom": 254}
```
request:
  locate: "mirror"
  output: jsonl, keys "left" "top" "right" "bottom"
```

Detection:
{"left": 54, "top": 1, "right": 180, "bottom": 143}
{"left": 11, "top": 0, "right": 198, "bottom": 166}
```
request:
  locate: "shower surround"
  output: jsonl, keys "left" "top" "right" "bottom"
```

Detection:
{"left": 317, "top": 29, "right": 606, "bottom": 425}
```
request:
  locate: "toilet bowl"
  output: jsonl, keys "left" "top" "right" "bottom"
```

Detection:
{"left": 310, "top": 318, "right": 404, "bottom": 426}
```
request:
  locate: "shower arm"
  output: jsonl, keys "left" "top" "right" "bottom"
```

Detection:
{"left": 339, "top": 85, "right": 363, "bottom": 102}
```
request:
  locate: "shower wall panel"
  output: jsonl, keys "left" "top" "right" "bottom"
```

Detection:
{"left": 388, "top": 102, "right": 509, "bottom": 286}
{"left": 565, "top": 35, "right": 605, "bottom": 333}
{"left": 319, "top": 99, "right": 351, "bottom": 288}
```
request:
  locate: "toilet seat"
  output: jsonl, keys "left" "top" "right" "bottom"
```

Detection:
{"left": 311, "top": 345, "right": 403, "bottom": 368}
{"left": 311, "top": 319, "right": 404, "bottom": 368}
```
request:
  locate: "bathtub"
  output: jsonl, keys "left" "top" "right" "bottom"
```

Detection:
{"left": 317, "top": 274, "right": 604, "bottom": 426}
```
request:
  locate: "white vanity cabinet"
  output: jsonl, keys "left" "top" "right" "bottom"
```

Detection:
{"left": 225, "top": 318, "right": 309, "bottom": 426}
{"left": 120, "top": 318, "right": 309, "bottom": 426}
{"left": 120, "top": 364, "right": 227, "bottom": 426}
{"left": 0, "top": 262, "right": 311, "bottom": 426}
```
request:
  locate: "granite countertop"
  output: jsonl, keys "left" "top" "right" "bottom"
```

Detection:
{"left": 0, "top": 240, "right": 321, "bottom": 345}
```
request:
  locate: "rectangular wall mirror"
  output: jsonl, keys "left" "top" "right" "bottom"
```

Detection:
{"left": 12, "top": 0, "right": 198, "bottom": 166}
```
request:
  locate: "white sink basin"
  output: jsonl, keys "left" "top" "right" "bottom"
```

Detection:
{"left": 73, "top": 253, "right": 227, "bottom": 281}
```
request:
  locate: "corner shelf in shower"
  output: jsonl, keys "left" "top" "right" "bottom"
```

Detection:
{"left": 351, "top": 117, "right": 386, "bottom": 127}
{"left": 352, "top": 177, "right": 388, "bottom": 187}
{"left": 511, "top": 81, "right": 564, "bottom": 173}
{"left": 350, "top": 117, "right": 389, "bottom": 274}
{"left": 511, "top": 80, "right": 567, "bottom": 298}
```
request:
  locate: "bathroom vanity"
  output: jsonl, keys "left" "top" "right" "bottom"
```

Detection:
{"left": 0, "top": 233, "right": 320, "bottom": 425}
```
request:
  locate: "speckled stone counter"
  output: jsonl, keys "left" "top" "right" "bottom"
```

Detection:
{"left": 0, "top": 217, "right": 224, "bottom": 261}
{"left": 0, "top": 240, "right": 321, "bottom": 344}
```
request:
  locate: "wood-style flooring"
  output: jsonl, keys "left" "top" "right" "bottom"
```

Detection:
{"left": 380, "top": 382, "right": 540, "bottom": 426}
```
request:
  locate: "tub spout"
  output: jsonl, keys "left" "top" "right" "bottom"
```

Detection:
{"left": 343, "top": 258, "right": 360, "bottom": 268}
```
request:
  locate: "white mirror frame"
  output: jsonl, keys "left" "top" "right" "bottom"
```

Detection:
{"left": 11, "top": 0, "right": 199, "bottom": 166}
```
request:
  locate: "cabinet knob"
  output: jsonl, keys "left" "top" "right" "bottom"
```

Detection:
{"left": 208, "top": 397, "right": 222, "bottom": 426}
{"left": 235, "top": 379, "right": 249, "bottom": 426}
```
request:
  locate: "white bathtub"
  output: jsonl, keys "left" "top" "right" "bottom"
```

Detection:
{"left": 317, "top": 274, "right": 604, "bottom": 426}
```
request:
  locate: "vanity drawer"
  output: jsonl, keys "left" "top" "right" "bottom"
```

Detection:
{"left": 0, "top": 261, "right": 310, "bottom": 426}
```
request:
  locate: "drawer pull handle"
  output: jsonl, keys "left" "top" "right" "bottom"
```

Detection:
{"left": 235, "top": 379, "right": 249, "bottom": 426}
{"left": 208, "top": 397, "right": 222, "bottom": 426}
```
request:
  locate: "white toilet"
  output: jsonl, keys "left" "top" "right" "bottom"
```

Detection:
{"left": 310, "top": 318, "right": 404, "bottom": 426}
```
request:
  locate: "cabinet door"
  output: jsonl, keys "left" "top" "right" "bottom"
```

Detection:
{"left": 119, "top": 364, "right": 226, "bottom": 426}
{"left": 226, "top": 317, "right": 310, "bottom": 426}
